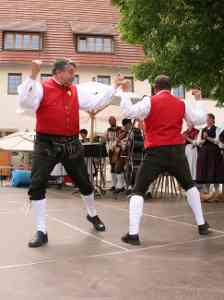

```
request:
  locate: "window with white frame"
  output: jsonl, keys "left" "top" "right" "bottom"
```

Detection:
{"left": 97, "top": 75, "right": 111, "bottom": 85}
{"left": 40, "top": 74, "right": 52, "bottom": 82}
{"left": 173, "top": 85, "right": 185, "bottom": 98}
{"left": 8, "top": 73, "right": 22, "bottom": 95}
{"left": 4, "top": 32, "right": 42, "bottom": 50}
{"left": 76, "top": 35, "right": 114, "bottom": 54}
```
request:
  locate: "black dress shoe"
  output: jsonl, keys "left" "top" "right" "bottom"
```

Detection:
{"left": 121, "top": 233, "right": 141, "bottom": 245}
{"left": 145, "top": 192, "right": 152, "bottom": 199}
{"left": 87, "top": 215, "right": 106, "bottom": 232}
{"left": 126, "top": 188, "right": 132, "bottom": 196}
{"left": 110, "top": 186, "right": 115, "bottom": 191}
{"left": 28, "top": 231, "right": 48, "bottom": 248}
{"left": 198, "top": 221, "right": 210, "bottom": 235}
{"left": 114, "top": 187, "right": 125, "bottom": 194}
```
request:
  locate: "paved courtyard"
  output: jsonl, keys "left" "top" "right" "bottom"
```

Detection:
{"left": 0, "top": 186, "right": 224, "bottom": 299}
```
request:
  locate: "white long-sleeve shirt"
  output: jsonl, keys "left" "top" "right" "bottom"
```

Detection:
{"left": 118, "top": 90, "right": 207, "bottom": 126}
{"left": 17, "top": 77, "right": 116, "bottom": 113}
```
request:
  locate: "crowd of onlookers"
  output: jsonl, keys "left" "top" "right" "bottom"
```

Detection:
{"left": 79, "top": 112, "right": 224, "bottom": 201}
{"left": 183, "top": 113, "right": 224, "bottom": 202}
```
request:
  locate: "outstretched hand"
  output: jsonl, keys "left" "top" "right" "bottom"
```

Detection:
{"left": 114, "top": 74, "right": 129, "bottom": 92}
{"left": 192, "top": 89, "right": 202, "bottom": 100}
{"left": 31, "top": 60, "right": 42, "bottom": 80}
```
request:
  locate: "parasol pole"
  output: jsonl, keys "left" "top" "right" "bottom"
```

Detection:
{"left": 89, "top": 112, "right": 96, "bottom": 142}
{"left": 88, "top": 103, "right": 111, "bottom": 142}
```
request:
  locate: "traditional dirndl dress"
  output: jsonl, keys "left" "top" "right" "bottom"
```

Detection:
{"left": 197, "top": 126, "right": 221, "bottom": 183}
{"left": 183, "top": 128, "right": 199, "bottom": 180}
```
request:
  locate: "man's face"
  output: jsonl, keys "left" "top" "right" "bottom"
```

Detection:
{"left": 207, "top": 116, "right": 214, "bottom": 127}
{"left": 109, "top": 117, "right": 116, "bottom": 127}
{"left": 57, "top": 64, "right": 77, "bottom": 85}
{"left": 124, "top": 122, "right": 132, "bottom": 132}
{"left": 81, "top": 132, "right": 87, "bottom": 139}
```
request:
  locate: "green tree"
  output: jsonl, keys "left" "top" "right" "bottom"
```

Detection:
{"left": 112, "top": 0, "right": 224, "bottom": 103}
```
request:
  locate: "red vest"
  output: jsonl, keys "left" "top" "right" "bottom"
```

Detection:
{"left": 144, "top": 91, "right": 185, "bottom": 148}
{"left": 36, "top": 79, "right": 79, "bottom": 136}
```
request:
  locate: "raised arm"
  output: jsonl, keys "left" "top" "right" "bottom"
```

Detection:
{"left": 119, "top": 92, "right": 150, "bottom": 120}
{"left": 184, "top": 90, "right": 207, "bottom": 126}
{"left": 76, "top": 82, "right": 116, "bottom": 112}
{"left": 17, "top": 60, "right": 43, "bottom": 112}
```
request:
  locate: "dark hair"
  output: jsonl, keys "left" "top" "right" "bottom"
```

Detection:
{"left": 154, "top": 75, "right": 171, "bottom": 91}
{"left": 122, "top": 118, "right": 132, "bottom": 126}
{"left": 207, "top": 113, "right": 215, "bottom": 121}
{"left": 80, "top": 129, "right": 88, "bottom": 135}
{"left": 151, "top": 85, "right": 156, "bottom": 96}
{"left": 52, "top": 59, "right": 77, "bottom": 75}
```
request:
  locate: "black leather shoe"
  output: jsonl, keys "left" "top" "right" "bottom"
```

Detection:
{"left": 198, "top": 221, "right": 210, "bottom": 235}
{"left": 121, "top": 233, "right": 141, "bottom": 246}
{"left": 28, "top": 231, "right": 48, "bottom": 248}
{"left": 87, "top": 215, "right": 106, "bottom": 232}
{"left": 114, "top": 187, "right": 125, "bottom": 194}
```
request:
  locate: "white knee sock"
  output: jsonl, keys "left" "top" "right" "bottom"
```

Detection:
{"left": 129, "top": 195, "right": 144, "bottom": 235}
{"left": 32, "top": 199, "right": 47, "bottom": 233}
{"left": 121, "top": 173, "right": 126, "bottom": 189}
{"left": 111, "top": 173, "right": 117, "bottom": 188}
{"left": 214, "top": 184, "right": 220, "bottom": 193}
{"left": 186, "top": 187, "right": 205, "bottom": 225}
{"left": 82, "top": 193, "right": 97, "bottom": 217}
{"left": 203, "top": 184, "right": 210, "bottom": 193}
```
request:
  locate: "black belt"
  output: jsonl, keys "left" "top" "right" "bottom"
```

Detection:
{"left": 36, "top": 133, "right": 79, "bottom": 144}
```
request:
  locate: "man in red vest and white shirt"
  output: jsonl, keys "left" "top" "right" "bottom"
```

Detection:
{"left": 118, "top": 75, "right": 210, "bottom": 245}
{"left": 18, "top": 59, "right": 118, "bottom": 248}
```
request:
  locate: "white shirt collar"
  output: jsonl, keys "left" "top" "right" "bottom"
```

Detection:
{"left": 52, "top": 77, "right": 63, "bottom": 86}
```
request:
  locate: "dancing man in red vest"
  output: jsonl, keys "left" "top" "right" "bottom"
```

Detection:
{"left": 118, "top": 75, "right": 210, "bottom": 245}
{"left": 18, "top": 59, "right": 117, "bottom": 247}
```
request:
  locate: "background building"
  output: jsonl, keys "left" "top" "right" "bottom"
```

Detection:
{"left": 0, "top": 0, "right": 150, "bottom": 136}
{"left": 0, "top": 0, "right": 223, "bottom": 138}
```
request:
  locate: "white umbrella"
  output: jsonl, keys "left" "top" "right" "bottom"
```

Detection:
{"left": 0, "top": 130, "right": 35, "bottom": 152}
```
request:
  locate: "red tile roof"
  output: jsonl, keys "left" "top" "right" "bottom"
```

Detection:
{"left": 70, "top": 22, "right": 117, "bottom": 36}
{"left": 0, "top": 20, "right": 47, "bottom": 32}
{"left": 0, "top": 0, "right": 144, "bottom": 68}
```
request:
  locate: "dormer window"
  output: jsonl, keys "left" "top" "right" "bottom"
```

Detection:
{"left": 0, "top": 20, "right": 47, "bottom": 51}
{"left": 76, "top": 35, "right": 114, "bottom": 54}
{"left": 70, "top": 22, "right": 116, "bottom": 54}
{"left": 3, "top": 32, "right": 42, "bottom": 50}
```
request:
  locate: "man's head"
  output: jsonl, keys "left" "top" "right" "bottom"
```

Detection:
{"left": 80, "top": 129, "right": 88, "bottom": 139}
{"left": 122, "top": 118, "right": 132, "bottom": 131}
{"left": 52, "top": 59, "right": 77, "bottom": 86}
{"left": 109, "top": 116, "right": 116, "bottom": 127}
{"left": 154, "top": 75, "right": 172, "bottom": 94}
{"left": 206, "top": 113, "right": 215, "bottom": 127}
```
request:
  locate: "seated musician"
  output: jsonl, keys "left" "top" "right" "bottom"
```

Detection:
{"left": 106, "top": 116, "right": 124, "bottom": 193}
{"left": 121, "top": 119, "right": 144, "bottom": 194}
{"left": 80, "top": 129, "right": 89, "bottom": 143}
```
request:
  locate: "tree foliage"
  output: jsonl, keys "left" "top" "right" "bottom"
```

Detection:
{"left": 112, "top": 0, "right": 224, "bottom": 103}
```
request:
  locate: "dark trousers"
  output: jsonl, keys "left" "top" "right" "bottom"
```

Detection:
{"left": 133, "top": 145, "right": 194, "bottom": 196}
{"left": 28, "top": 135, "right": 93, "bottom": 200}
